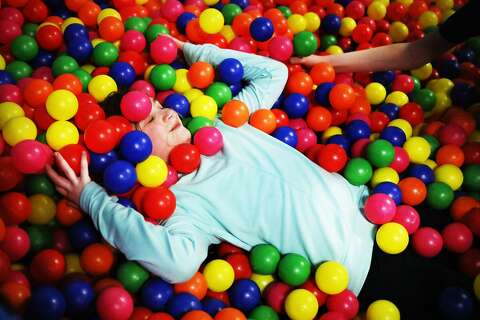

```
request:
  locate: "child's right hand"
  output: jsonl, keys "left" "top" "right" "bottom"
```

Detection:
{"left": 46, "top": 152, "right": 91, "bottom": 208}
{"left": 290, "top": 55, "right": 326, "bottom": 67}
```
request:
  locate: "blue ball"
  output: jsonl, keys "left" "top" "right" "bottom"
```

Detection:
{"left": 32, "top": 50, "right": 55, "bottom": 67}
{"left": 0, "top": 71, "right": 14, "bottom": 84}
{"left": 202, "top": 298, "right": 226, "bottom": 316}
{"left": 218, "top": 58, "right": 244, "bottom": 84}
{"left": 140, "top": 278, "right": 174, "bottom": 312}
{"left": 214, "top": 2, "right": 225, "bottom": 10}
{"left": 456, "top": 47, "right": 476, "bottom": 63}
{"left": 89, "top": 150, "right": 118, "bottom": 175}
{"left": 103, "top": 160, "right": 137, "bottom": 194}
{"left": 171, "top": 59, "right": 187, "bottom": 70}
{"left": 68, "top": 220, "right": 99, "bottom": 251}
{"left": 117, "top": 197, "right": 136, "bottom": 209}
{"left": 345, "top": 120, "right": 371, "bottom": 141}
{"left": 0, "top": 305, "right": 21, "bottom": 320}
{"left": 164, "top": 93, "right": 190, "bottom": 118}
{"left": 166, "top": 293, "right": 202, "bottom": 318}
{"left": 53, "top": 7, "right": 73, "bottom": 19}
{"left": 437, "top": 58, "right": 460, "bottom": 79}
{"left": 229, "top": 82, "right": 243, "bottom": 96}
{"left": 408, "top": 164, "right": 435, "bottom": 185}
{"left": 228, "top": 279, "right": 261, "bottom": 313}
{"left": 322, "top": 14, "right": 341, "bottom": 34}
{"left": 379, "top": 103, "right": 399, "bottom": 120}
{"left": 327, "top": 134, "right": 350, "bottom": 151}
{"left": 379, "top": 126, "right": 406, "bottom": 147}
{"left": 62, "top": 279, "right": 95, "bottom": 314}
{"left": 231, "top": 0, "right": 249, "bottom": 9}
{"left": 283, "top": 93, "right": 309, "bottom": 118}
{"left": 372, "top": 182, "right": 402, "bottom": 205}
{"left": 272, "top": 92, "right": 285, "bottom": 109}
{"left": 451, "top": 82, "right": 475, "bottom": 107}
{"left": 119, "top": 130, "right": 153, "bottom": 163}
{"left": 372, "top": 70, "right": 395, "bottom": 87}
{"left": 438, "top": 287, "right": 474, "bottom": 320}
{"left": 44, "top": 0, "right": 63, "bottom": 7}
{"left": 63, "top": 24, "right": 88, "bottom": 42}
{"left": 176, "top": 12, "right": 197, "bottom": 34}
{"left": 272, "top": 126, "right": 298, "bottom": 148}
{"left": 67, "top": 38, "right": 93, "bottom": 64}
{"left": 28, "top": 286, "right": 66, "bottom": 320}
{"left": 314, "top": 82, "right": 334, "bottom": 106}
{"left": 250, "top": 17, "right": 274, "bottom": 42}
{"left": 109, "top": 62, "right": 136, "bottom": 88}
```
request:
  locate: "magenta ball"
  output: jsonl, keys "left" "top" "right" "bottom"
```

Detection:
{"left": 184, "top": 0, "right": 207, "bottom": 10}
{"left": 96, "top": 287, "right": 134, "bottom": 320}
{"left": 326, "top": 290, "right": 359, "bottom": 319}
{"left": 412, "top": 227, "right": 443, "bottom": 258}
{"left": 296, "top": 128, "right": 317, "bottom": 152}
{"left": 163, "top": 165, "right": 178, "bottom": 188}
{"left": 194, "top": 127, "right": 224, "bottom": 156}
{"left": 442, "top": 222, "right": 473, "bottom": 253}
{"left": 150, "top": 35, "right": 178, "bottom": 64}
{"left": 319, "top": 312, "right": 349, "bottom": 320}
{"left": 437, "top": 123, "right": 467, "bottom": 146}
{"left": 289, "top": 118, "right": 307, "bottom": 130}
{"left": 130, "top": 80, "right": 155, "bottom": 98}
{"left": 351, "top": 138, "right": 370, "bottom": 157}
{"left": 389, "top": 146, "right": 410, "bottom": 173}
{"left": 268, "top": 36, "right": 293, "bottom": 62}
{"left": 364, "top": 193, "right": 396, "bottom": 224}
{"left": 11, "top": 140, "right": 50, "bottom": 174}
{"left": 160, "top": 0, "right": 184, "bottom": 22}
{"left": 229, "top": 37, "right": 254, "bottom": 53}
{"left": 121, "top": 30, "right": 146, "bottom": 53}
{"left": 392, "top": 205, "right": 420, "bottom": 234}
{"left": 0, "top": 84, "right": 22, "bottom": 104}
{"left": 120, "top": 91, "right": 152, "bottom": 122}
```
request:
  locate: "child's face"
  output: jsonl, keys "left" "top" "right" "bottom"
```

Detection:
{"left": 136, "top": 99, "right": 191, "bottom": 161}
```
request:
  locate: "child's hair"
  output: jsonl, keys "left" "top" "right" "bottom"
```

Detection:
{"left": 100, "top": 90, "right": 127, "bottom": 117}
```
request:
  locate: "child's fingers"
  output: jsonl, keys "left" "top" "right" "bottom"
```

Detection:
{"left": 290, "top": 57, "right": 303, "bottom": 64}
{"left": 55, "top": 186, "right": 67, "bottom": 196}
{"left": 46, "top": 165, "right": 71, "bottom": 190}
{"left": 80, "top": 152, "right": 90, "bottom": 181}
{"left": 55, "top": 153, "right": 78, "bottom": 183}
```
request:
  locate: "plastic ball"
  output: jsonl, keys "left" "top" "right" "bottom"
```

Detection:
{"left": 293, "top": 31, "right": 318, "bottom": 57}
{"left": 218, "top": 58, "right": 244, "bottom": 85}
{"left": 150, "top": 64, "right": 176, "bottom": 91}
{"left": 278, "top": 253, "right": 310, "bottom": 286}
{"left": 151, "top": 36, "right": 178, "bottom": 64}
{"left": 46, "top": 120, "right": 79, "bottom": 151}
{"left": 366, "top": 300, "right": 400, "bottom": 320}
{"left": 136, "top": 155, "right": 168, "bottom": 188}
{"left": 2, "top": 116, "right": 37, "bottom": 146}
{"left": 28, "top": 286, "right": 66, "bottom": 320}
{"left": 190, "top": 96, "right": 218, "bottom": 120}
{"left": 344, "top": 158, "right": 373, "bottom": 186}
{"left": 403, "top": 136, "right": 431, "bottom": 164}
{"left": 199, "top": 8, "right": 224, "bottom": 34}
{"left": 364, "top": 193, "right": 397, "bottom": 224}
{"left": 96, "top": 286, "right": 134, "bottom": 320}
{"left": 229, "top": 279, "right": 261, "bottom": 313}
{"left": 221, "top": 100, "right": 249, "bottom": 128}
{"left": 103, "top": 160, "right": 137, "bottom": 194}
{"left": 141, "top": 278, "right": 174, "bottom": 311}
{"left": 11, "top": 35, "right": 38, "bottom": 62}
{"left": 268, "top": 36, "right": 293, "bottom": 62}
{"left": 0, "top": 102, "right": 24, "bottom": 129}
{"left": 214, "top": 307, "right": 247, "bottom": 320}
{"left": 84, "top": 120, "right": 117, "bottom": 153}
{"left": 315, "top": 261, "right": 348, "bottom": 295}
{"left": 203, "top": 259, "right": 235, "bottom": 292}
{"left": 119, "top": 130, "right": 152, "bottom": 164}
{"left": 438, "top": 287, "right": 474, "bottom": 320}
{"left": 434, "top": 164, "right": 463, "bottom": 191}
{"left": 120, "top": 91, "right": 152, "bottom": 122}
{"left": 329, "top": 84, "right": 355, "bottom": 110}
{"left": 392, "top": 205, "right": 420, "bottom": 234}
{"left": 117, "top": 261, "right": 150, "bottom": 293}
{"left": 193, "top": 127, "right": 223, "bottom": 156}
{"left": 63, "top": 279, "right": 95, "bottom": 314}
{"left": 11, "top": 140, "right": 51, "bottom": 174}
{"left": 88, "top": 75, "right": 118, "bottom": 102}
{"left": 442, "top": 223, "right": 473, "bottom": 253}
{"left": 46, "top": 89, "right": 78, "bottom": 121}
{"left": 316, "top": 143, "right": 347, "bottom": 172}
{"left": 284, "top": 289, "right": 319, "bottom": 320}
{"left": 375, "top": 222, "right": 409, "bottom": 254}
{"left": 366, "top": 139, "right": 395, "bottom": 167}
{"left": 250, "top": 17, "right": 274, "bottom": 42}
{"left": 426, "top": 182, "right": 454, "bottom": 210}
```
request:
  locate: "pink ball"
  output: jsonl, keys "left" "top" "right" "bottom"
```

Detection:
{"left": 296, "top": 128, "right": 317, "bottom": 153}
{"left": 437, "top": 123, "right": 467, "bottom": 146}
{"left": 162, "top": 165, "right": 178, "bottom": 188}
{"left": 350, "top": 138, "right": 369, "bottom": 157}
{"left": 193, "top": 126, "right": 224, "bottom": 156}
{"left": 389, "top": 146, "right": 409, "bottom": 173}
{"left": 96, "top": 287, "right": 134, "bottom": 320}
{"left": 289, "top": 118, "right": 307, "bottom": 130}
{"left": 150, "top": 35, "right": 178, "bottom": 64}
{"left": 130, "top": 80, "right": 156, "bottom": 98}
{"left": 121, "top": 30, "right": 146, "bottom": 53}
{"left": 0, "top": 84, "right": 22, "bottom": 104}
{"left": 229, "top": 37, "right": 254, "bottom": 53}
{"left": 120, "top": 91, "right": 152, "bottom": 122}
{"left": 319, "top": 312, "right": 349, "bottom": 320}
{"left": 32, "top": 66, "right": 54, "bottom": 82}
{"left": 363, "top": 193, "right": 396, "bottom": 224}
{"left": 184, "top": 0, "right": 207, "bottom": 10}
{"left": 160, "top": 0, "right": 184, "bottom": 22}
{"left": 442, "top": 222, "right": 473, "bottom": 254}
{"left": 412, "top": 227, "right": 443, "bottom": 258}
{"left": 11, "top": 140, "right": 50, "bottom": 174}
{"left": 392, "top": 205, "right": 420, "bottom": 234}
{"left": 326, "top": 290, "right": 359, "bottom": 319}
{"left": 268, "top": 36, "right": 293, "bottom": 62}
{"left": 0, "top": 20, "right": 22, "bottom": 45}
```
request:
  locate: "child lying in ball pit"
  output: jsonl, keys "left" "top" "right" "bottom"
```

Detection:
{"left": 46, "top": 37, "right": 375, "bottom": 298}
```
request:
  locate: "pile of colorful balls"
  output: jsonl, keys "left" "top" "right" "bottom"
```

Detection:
{"left": 0, "top": 0, "right": 480, "bottom": 319}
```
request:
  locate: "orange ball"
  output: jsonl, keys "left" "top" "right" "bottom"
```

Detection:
{"left": 80, "top": 243, "right": 114, "bottom": 276}
{"left": 436, "top": 144, "right": 465, "bottom": 167}
{"left": 249, "top": 109, "right": 277, "bottom": 134}
{"left": 306, "top": 106, "right": 332, "bottom": 132}
{"left": 398, "top": 177, "right": 426, "bottom": 206}
{"left": 99, "top": 16, "right": 125, "bottom": 42}
{"left": 221, "top": 100, "right": 250, "bottom": 128}
{"left": 287, "top": 71, "right": 313, "bottom": 95}
{"left": 23, "top": 79, "right": 53, "bottom": 108}
{"left": 232, "top": 13, "right": 254, "bottom": 37}
{"left": 450, "top": 196, "right": 480, "bottom": 221}
{"left": 174, "top": 272, "right": 208, "bottom": 300}
{"left": 188, "top": 61, "right": 215, "bottom": 89}
{"left": 53, "top": 74, "right": 83, "bottom": 96}
{"left": 350, "top": 96, "right": 371, "bottom": 114}
{"left": 214, "top": 308, "right": 247, "bottom": 320}
{"left": 181, "top": 310, "right": 213, "bottom": 320}
{"left": 289, "top": 0, "right": 308, "bottom": 14}
{"left": 56, "top": 199, "right": 83, "bottom": 226}
{"left": 329, "top": 83, "right": 355, "bottom": 110}
{"left": 78, "top": 1, "right": 101, "bottom": 27}
{"left": 0, "top": 282, "right": 30, "bottom": 310}
{"left": 149, "top": 313, "right": 175, "bottom": 320}
{"left": 422, "top": 121, "right": 444, "bottom": 136}
{"left": 186, "top": 19, "right": 207, "bottom": 43}
{"left": 310, "top": 62, "right": 335, "bottom": 85}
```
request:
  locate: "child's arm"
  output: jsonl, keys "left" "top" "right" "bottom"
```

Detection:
{"left": 182, "top": 43, "right": 288, "bottom": 112}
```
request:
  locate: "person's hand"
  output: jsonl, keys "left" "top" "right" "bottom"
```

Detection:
{"left": 289, "top": 55, "right": 327, "bottom": 67}
{"left": 163, "top": 34, "right": 186, "bottom": 50}
{"left": 46, "top": 152, "right": 91, "bottom": 207}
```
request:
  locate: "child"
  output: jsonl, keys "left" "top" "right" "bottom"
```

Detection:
{"left": 46, "top": 39, "right": 375, "bottom": 299}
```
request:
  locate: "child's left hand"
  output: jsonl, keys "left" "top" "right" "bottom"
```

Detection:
{"left": 46, "top": 152, "right": 91, "bottom": 207}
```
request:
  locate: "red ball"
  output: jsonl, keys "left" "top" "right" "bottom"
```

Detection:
{"left": 345, "top": 1, "right": 365, "bottom": 19}
{"left": 0, "top": 249, "right": 11, "bottom": 283}
{"left": 442, "top": 222, "right": 473, "bottom": 254}
{"left": 458, "top": 248, "right": 480, "bottom": 278}
{"left": 437, "top": 123, "right": 467, "bottom": 146}
{"left": 0, "top": 226, "right": 30, "bottom": 261}
{"left": 169, "top": 143, "right": 201, "bottom": 174}
{"left": 74, "top": 103, "right": 106, "bottom": 131}
{"left": 329, "top": 84, "right": 355, "bottom": 110}
{"left": 352, "top": 24, "right": 373, "bottom": 43}
{"left": 96, "top": 286, "right": 134, "bottom": 320}
{"left": 412, "top": 227, "right": 443, "bottom": 258}
{"left": 369, "top": 111, "right": 389, "bottom": 133}
{"left": 130, "top": 307, "right": 152, "bottom": 320}
{"left": 264, "top": 282, "right": 292, "bottom": 313}
{"left": 30, "top": 249, "right": 65, "bottom": 283}
{"left": 399, "top": 102, "right": 424, "bottom": 126}
{"left": 217, "top": 243, "right": 244, "bottom": 257}
{"left": 316, "top": 144, "right": 347, "bottom": 172}
{"left": 392, "top": 74, "right": 414, "bottom": 93}
{"left": 300, "top": 278, "right": 328, "bottom": 307}
{"left": 84, "top": 120, "right": 118, "bottom": 153}
{"left": 0, "top": 192, "right": 31, "bottom": 226}
{"left": 462, "top": 207, "right": 480, "bottom": 237}
{"left": 58, "top": 144, "right": 90, "bottom": 176}
{"left": 463, "top": 142, "right": 480, "bottom": 164}
{"left": 389, "top": 146, "right": 410, "bottom": 173}
{"left": 326, "top": 289, "right": 359, "bottom": 318}
{"left": 36, "top": 25, "right": 63, "bottom": 51}
{"left": 142, "top": 187, "right": 177, "bottom": 220}
{"left": 225, "top": 253, "right": 252, "bottom": 280}
{"left": 107, "top": 115, "right": 133, "bottom": 142}
{"left": 0, "top": 157, "right": 24, "bottom": 192}
{"left": 0, "top": 20, "right": 22, "bottom": 45}
{"left": 392, "top": 205, "right": 420, "bottom": 234}
{"left": 319, "top": 311, "right": 349, "bottom": 320}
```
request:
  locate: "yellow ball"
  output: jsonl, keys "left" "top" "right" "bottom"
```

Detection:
{"left": 436, "top": 0, "right": 453, "bottom": 10}
{"left": 97, "top": 8, "right": 122, "bottom": 24}
{"left": 431, "top": 78, "right": 454, "bottom": 93}
{"left": 304, "top": 12, "right": 321, "bottom": 32}
{"left": 136, "top": 0, "right": 148, "bottom": 4}
{"left": 0, "top": 102, "right": 24, "bottom": 129}
{"left": 173, "top": 69, "right": 192, "bottom": 93}
{"left": 65, "top": 254, "right": 84, "bottom": 274}
{"left": 61, "top": 17, "right": 84, "bottom": 33}
{"left": 366, "top": 300, "right": 400, "bottom": 320}
{"left": 385, "top": 91, "right": 409, "bottom": 106}
{"left": 144, "top": 65, "right": 155, "bottom": 81}
{"left": 28, "top": 194, "right": 56, "bottom": 225}
{"left": 184, "top": 88, "right": 204, "bottom": 102}
{"left": 285, "top": 289, "right": 319, "bottom": 320}
{"left": 199, "top": 8, "right": 224, "bottom": 34}
{"left": 423, "top": 159, "right": 438, "bottom": 170}
{"left": 376, "top": 0, "right": 390, "bottom": 6}
{"left": 389, "top": 21, "right": 409, "bottom": 42}
{"left": 326, "top": 45, "right": 343, "bottom": 55}
{"left": 431, "top": 92, "right": 451, "bottom": 116}
{"left": 0, "top": 54, "right": 5, "bottom": 70}
{"left": 434, "top": 164, "right": 463, "bottom": 191}
{"left": 339, "top": 17, "right": 356, "bottom": 37}
{"left": 220, "top": 25, "right": 235, "bottom": 42}
{"left": 288, "top": 14, "right": 307, "bottom": 34}
{"left": 442, "top": 9, "right": 455, "bottom": 22}
{"left": 136, "top": 155, "right": 168, "bottom": 188}
{"left": 474, "top": 273, "right": 480, "bottom": 300}
{"left": 2, "top": 116, "right": 37, "bottom": 146}
{"left": 367, "top": 1, "right": 387, "bottom": 20}
{"left": 322, "top": 126, "right": 342, "bottom": 142}
{"left": 190, "top": 95, "right": 218, "bottom": 120}
{"left": 250, "top": 273, "right": 275, "bottom": 293}
{"left": 203, "top": 259, "right": 235, "bottom": 292}
{"left": 411, "top": 63, "right": 432, "bottom": 80}
{"left": 88, "top": 75, "right": 118, "bottom": 102}
{"left": 365, "top": 82, "right": 387, "bottom": 105}
{"left": 376, "top": 222, "right": 409, "bottom": 254}
{"left": 397, "top": 0, "right": 413, "bottom": 6}
{"left": 371, "top": 167, "right": 400, "bottom": 188}
{"left": 46, "top": 89, "right": 79, "bottom": 121}
{"left": 403, "top": 136, "right": 431, "bottom": 163}
{"left": 204, "top": 0, "right": 219, "bottom": 5}
{"left": 315, "top": 261, "right": 349, "bottom": 295}
{"left": 46, "top": 121, "right": 79, "bottom": 151}
{"left": 419, "top": 11, "right": 438, "bottom": 29}
{"left": 388, "top": 119, "right": 412, "bottom": 138}
{"left": 82, "top": 64, "right": 95, "bottom": 74}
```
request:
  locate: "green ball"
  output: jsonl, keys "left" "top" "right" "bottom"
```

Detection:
{"left": 143, "top": 17, "right": 153, "bottom": 26}
{"left": 277, "top": 6, "right": 292, "bottom": 18}
{"left": 278, "top": 253, "right": 311, "bottom": 286}
{"left": 52, "top": 55, "right": 79, "bottom": 76}
{"left": 249, "top": 305, "right": 279, "bottom": 320}
{"left": 22, "top": 23, "right": 38, "bottom": 38}
{"left": 463, "top": 165, "right": 480, "bottom": 192}
{"left": 412, "top": 88, "right": 436, "bottom": 111}
{"left": 187, "top": 117, "right": 214, "bottom": 135}
{"left": 72, "top": 69, "right": 92, "bottom": 92}
{"left": 25, "top": 175, "right": 56, "bottom": 197}
{"left": 116, "top": 261, "right": 150, "bottom": 293}
{"left": 250, "top": 244, "right": 281, "bottom": 275}
{"left": 146, "top": 24, "right": 170, "bottom": 43}
{"left": 366, "top": 139, "right": 395, "bottom": 167}
{"left": 93, "top": 42, "right": 119, "bottom": 67}
{"left": 11, "top": 35, "right": 39, "bottom": 61}
{"left": 411, "top": 76, "right": 421, "bottom": 92}
{"left": 344, "top": 158, "right": 373, "bottom": 186}
{"left": 36, "top": 132, "right": 47, "bottom": 144}
{"left": 150, "top": 64, "right": 176, "bottom": 90}
{"left": 6, "top": 60, "right": 32, "bottom": 80}
{"left": 182, "top": 117, "right": 192, "bottom": 127}
{"left": 423, "top": 134, "right": 440, "bottom": 155}
{"left": 320, "top": 34, "right": 337, "bottom": 51}
{"left": 222, "top": 4, "right": 243, "bottom": 25}
{"left": 293, "top": 31, "right": 318, "bottom": 57}
{"left": 27, "top": 225, "right": 53, "bottom": 253}
{"left": 427, "top": 182, "right": 454, "bottom": 210}
{"left": 467, "top": 36, "right": 480, "bottom": 55}
{"left": 125, "top": 17, "right": 148, "bottom": 32}
{"left": 206, "top": 82, "right": 232, "bottom": 108}
{"left": 469, "top": 192, "right": 480, "bottom": 201}
{"left": 47, "top": 219, "right": 61, "bottom": 228}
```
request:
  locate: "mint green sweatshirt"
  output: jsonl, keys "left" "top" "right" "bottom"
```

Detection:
{"left": 80, "top": 43, "right": 375, "bottom": 295}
